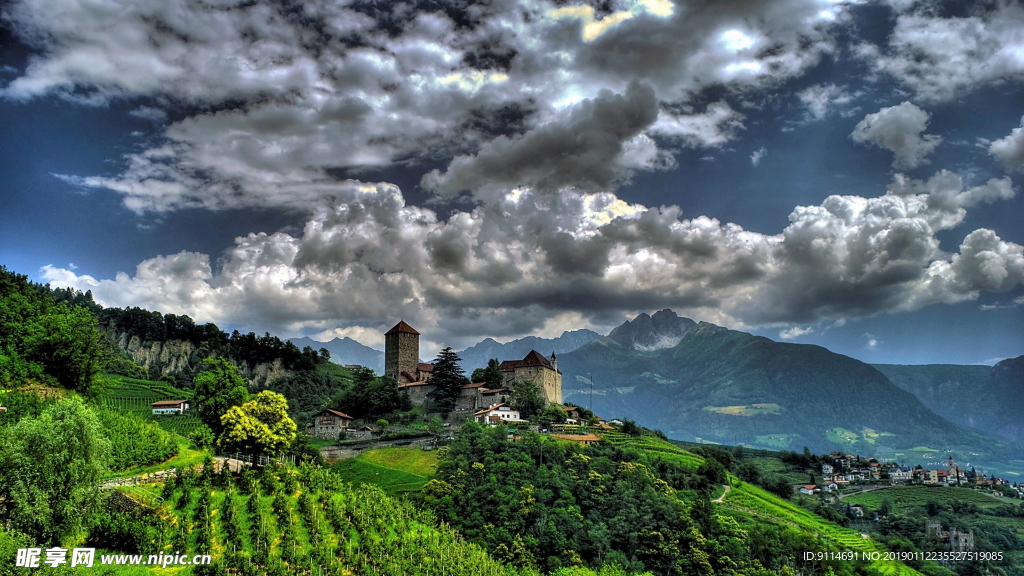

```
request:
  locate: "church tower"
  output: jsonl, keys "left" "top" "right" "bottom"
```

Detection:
{"left": 385, "top": 320, "right": 420, "bottom": 384}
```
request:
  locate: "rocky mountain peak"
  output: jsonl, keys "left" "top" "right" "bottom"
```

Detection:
{"left": 608, "top": 309, "right": 697, "bottom": 351}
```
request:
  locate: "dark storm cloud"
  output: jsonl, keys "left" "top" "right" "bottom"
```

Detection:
{"left": 423, "top": 81, "right": 659, "bottom": 195}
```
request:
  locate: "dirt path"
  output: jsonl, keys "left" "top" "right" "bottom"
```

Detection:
{"left": 714, "top": 484, "right": 731, "bottom": 503}
{"left": 100, "top": 456, "right": 248, "bottom": 489}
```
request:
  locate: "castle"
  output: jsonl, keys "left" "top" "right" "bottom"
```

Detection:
{"left": 383, "top": 320, "right": 562, "bottom": 410}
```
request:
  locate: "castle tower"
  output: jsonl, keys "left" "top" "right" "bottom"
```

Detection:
{"left": 550, "top": 351, "right": 557, "bottom": 373}
{"left": 385, "top": 321, "right": 420, "bottom": 384}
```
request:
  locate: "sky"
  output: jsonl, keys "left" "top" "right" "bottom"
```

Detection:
{"left": 1, "top": 0, "right": 1023, "bottom": 365}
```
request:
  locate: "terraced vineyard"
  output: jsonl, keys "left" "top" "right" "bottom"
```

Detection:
{"left": 843, "top": 485, "right": 1009, "bottom": 512}
{"left": 722, "top": 483, "right": 926, "bottom": 576}
{"left": 143, "top": 464, "right": 528, "bottom": 575}
{"left": 99, "top": 375, "right": 204, "bottom": 437}
{"left": 597, "top": 431, "right": 706, "bottom": 470}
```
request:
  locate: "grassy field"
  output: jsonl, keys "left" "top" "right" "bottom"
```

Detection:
{"left": 753, "top": 433, "right": 798, "bottom": 449}
{"left": 357, "top": 447, "right": 438, "bottom": 476}
{"left": 842, "top": 485, "right": 1009, "bottom": 512}
{"left": 330, "top": 447, "right": 439, "bottom": 495}
{"left": 703, "top": 403, "right": 781, "bottom": 416}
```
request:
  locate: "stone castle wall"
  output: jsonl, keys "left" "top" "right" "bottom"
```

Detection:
{"left": 503, "top": 366, "right": 562, "bottom": 404}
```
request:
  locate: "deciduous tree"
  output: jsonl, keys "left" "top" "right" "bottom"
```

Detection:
{"left": 218, "top": 390, "right": 297, "bottom": 456}
{"left": 509, "top": 379, "right": 546, "bottom": 419}
{"left": 193, "top": 357, "right": 250, "bottom": 435}
{"left": 0, "top": 396, "right": 110, "bottom": 544}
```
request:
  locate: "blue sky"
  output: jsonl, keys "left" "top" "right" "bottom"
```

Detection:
{"left": 1, "top": 0, "right": 1022, "bottom": 364}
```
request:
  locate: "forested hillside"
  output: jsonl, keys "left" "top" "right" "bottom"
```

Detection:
{"left": 558, "top": 315, "right": 1014, "bottom": 460}
{"left": 875, "top": 358, "right": 1024, "bottom": 445}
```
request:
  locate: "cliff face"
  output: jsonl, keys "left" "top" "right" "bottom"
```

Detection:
{"left": 110, "top": 330, "right": 287, "bottom": 388}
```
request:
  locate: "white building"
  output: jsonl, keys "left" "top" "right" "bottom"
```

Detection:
{"left": 151, "top": 400, "right": 189, "bottom": 415}
{"left": 474, "top": 403, "right": 522, "bottom": 425}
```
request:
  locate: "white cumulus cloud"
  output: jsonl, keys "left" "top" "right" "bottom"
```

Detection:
{"left": 851, "top": 102, "right": 942, "bottom": 170}
{"left": 989, "top": 115, "right": 1024, "bottom": 173}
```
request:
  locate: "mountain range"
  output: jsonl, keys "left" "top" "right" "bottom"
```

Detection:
{"left": 289, "top": 336, "right": 385, "bottom": 373}
{"left": 290, "top": 328, "right": 604, "bottom": 375}
{"left": 557, "top": 310, "right": 1020, "bottom": 462}
{"left": 875, "top": 357, "right": 1024, "bottom": 445}
{"left": 455, "top": 329, "right": 603, "bottom": 372}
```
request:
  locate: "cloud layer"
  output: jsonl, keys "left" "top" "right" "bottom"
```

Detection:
{"left": 4, "top": 0, "right": 857, "bottom": 212}
{"left": 44, "top": 172, "right": 1022, "bottom": 346}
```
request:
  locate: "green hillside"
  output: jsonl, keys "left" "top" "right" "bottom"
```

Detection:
{"left": 875, "top": 358, "right": 1024, "bottom": 446}
{"left": 98, "top": 374, "right": 205, "bottom": 438}
{"left": 330, "top": 448, "right": 439, "bottom": 496}
{"left": 559, "top": 321, "right": 1014, "bottom": 461}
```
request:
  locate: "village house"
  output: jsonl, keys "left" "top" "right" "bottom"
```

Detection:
{"left": 474, "top": 403, "right": 523, "bottom": 425}
{"left": 311, "top": 409, "right": 353, "bottom": 438}
{"left": 821, "top": 463, "right": 834, "bottom": 475}
{"left": 799, "top": 484, "right": 818, "bottom": 495}
{"left": 151, "top": 400, "right": 189, "bottom": 415}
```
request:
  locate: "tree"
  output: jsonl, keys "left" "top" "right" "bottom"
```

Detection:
{"left": 472, "top": 358, "right": 503, "bottom": 388}
{"left": 0, "top": 396, "right": 110, "bottom": 544}
{"left": 509, "top": 379, "right": 546, "bottom": 419}
{"left": 218, "top": 391, "right": 297, "bottom": 456}
{"left": 192, "top": 357, "right": 250, "bottom": 435}
{"left": 426, "top": 347, "right": 468, "bottom": 415}
{"left": 330, "top": 368, "right": 409, "bottom": 419}
{"left": 426, "top": 417, "right": 445, "bottom": 443}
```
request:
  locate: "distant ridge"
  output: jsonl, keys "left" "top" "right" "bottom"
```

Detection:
{"left": 289, "top": 336, "right": 384, "bottom": 373}
{"left": 607, "top": 309, "right": 696, "bottom": 350}
{"left": 457, "top": 329, "right": 603, "bottom": 372}
{"left": 875, "top": 355, "right": 1024, "bottom": 445}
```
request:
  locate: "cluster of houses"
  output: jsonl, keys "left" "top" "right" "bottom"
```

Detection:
{"left": 798, "top": 452, "right": 1019, "bottom": 495}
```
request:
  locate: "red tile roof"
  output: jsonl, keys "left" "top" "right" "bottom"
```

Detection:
{"left": 385, "top": 320, "right": 420, "bottom": 335}
{"left": 417, "top": 363, "right": 434, "bottom": 372}
{"left": 321, "top": 409, "right": 353, "bottom": 419}
{"left": 475, "top": 403, "right": 509, "bottom": 416}
{"left": 151, "top": 400, "right": 188, "bottom": 407}
{"left": 499, "top": 350, "right": 553, "bottom": 371}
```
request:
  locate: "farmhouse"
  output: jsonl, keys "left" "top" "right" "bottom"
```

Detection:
{"left": 151, "top": 400, "right": 189, "bottom": 415}
{"left": 311, "top": 409, "right": 354, "bottom": 438}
